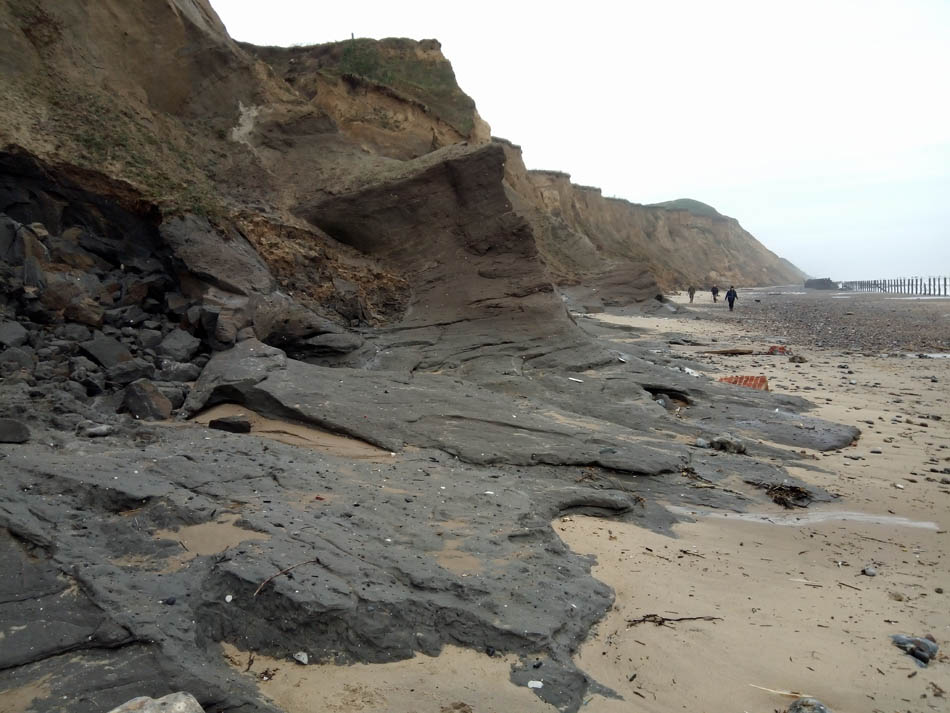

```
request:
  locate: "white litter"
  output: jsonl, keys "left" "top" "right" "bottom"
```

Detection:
{"left": 528, "top": 680, "right": 544, "bottom": 689}
{"left": 224, "top": 594, "right": 233, "bottom": 603}
{"left": 568, "top": 377, "right": 584, "bottom": 383}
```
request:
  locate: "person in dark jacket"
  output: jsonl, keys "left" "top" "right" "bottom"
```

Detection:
{"left": 687, "top": 286, "right": 696, "bottom": 303}
{"left": 711, "top": 285, "right": 719, "bottom": 303}
{"left": 725, "top": 286, "right": 738, "bottom": 311}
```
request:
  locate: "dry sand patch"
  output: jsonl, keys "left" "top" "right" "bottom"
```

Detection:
{"left": 221, "top": 643, "right": 555, "bottom": 713}
{"left": 573, "top": 299, "right": 949, "bottom": 712}
{"left": 191, "top": 404, "right": 395, "bottom": 461}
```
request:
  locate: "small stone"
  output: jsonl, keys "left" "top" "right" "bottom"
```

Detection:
{"left": 694, "top": 437, "right": 710, "bottom": 449}
{"left": 106, "top": 692, "right": 204, "bottom": 713}
{"left": 76, "top": 421, "right": 114, "bottom": 438}
{"left": 156, "top": 360, "right": 201, "bottom": 382}
{"left": 209, "top": 416, "right": 252, "bottom": 434}
{"left": 0, "top": 418, "right": 30, "bottom": 443}
{"left": 936, "top": 587, "right": 944, "bottom": 594}
{"left": 293, "top": 651, "right": 309, "bottom": 665}
{"left": 787, "top": 697, "right": 832, "bottom": 713}
{"left": 710, "top": 433, "right": 746, "bottom": 454}
{"left": 861, "top": 565, "right": 877, "bottom": 577}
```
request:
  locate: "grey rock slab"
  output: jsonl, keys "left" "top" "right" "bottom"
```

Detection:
{"left": 0, "top": 320, "right": 28, "bottom": 348}
{"left": 0, "top": 418, "right": 30, "bottom": 443}
{"left": 159, "top": 215, "right": 274, "bottom": 295}
{"left": 0, "top": 531, "right": 133, "bottom": 670}
{"left": 299, "top": 332, "right": 364, "bottom": 355}
{"left": 158, "top": 329, "right": 201, "bottom": 363}
{"left": 186, "top": 341, "right": 687, "bottom": 474}
{"left": 107, "top": 692, "right": 205, "bottom": 713}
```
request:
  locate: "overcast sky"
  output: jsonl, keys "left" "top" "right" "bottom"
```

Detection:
{"left": 212, "top": 0, "right": 950, "bottom": 281}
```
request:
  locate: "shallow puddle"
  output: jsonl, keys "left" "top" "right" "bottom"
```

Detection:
{"left": 154, "top": 513, "right": 270, "bottom": 564}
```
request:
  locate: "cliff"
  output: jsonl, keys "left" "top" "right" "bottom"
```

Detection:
{"left": 0, "top": 4, "right": 845, "bottom": 713}
{"left": 499, "top": 146, "right": 804, "bottom": 296}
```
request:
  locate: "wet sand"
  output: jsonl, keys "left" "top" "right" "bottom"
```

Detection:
{"left": 224, "top": 290, "right": 949, "bottom": 713}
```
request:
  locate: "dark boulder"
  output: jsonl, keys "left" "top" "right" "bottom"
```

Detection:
{"left": 107, "top": 358, "right": 156, "bottom": 386}
{"left": 158, "top": 329, "right": 201, "bottom": 363}
{"left": 123, "top": 380, "right": 173, "bottom": 421}
{"left": 0, "top": 346, "right": 36, "bottom": 375}
{"left": 159, "top": 215, "right": 275, "bottom": 295}
{"left": 0, "top": 320, "right": 28, "bottom": 348}
{"left": 156, "top": 360, "right": 201, "bottom": 383}
{"left": 0, "top": 418, "right": 30, "bottom": 443}
{"left": 208, "top": 416, "right": 252, "bottom": 434}
{"left": 79, "top": 334, "right": 133, "bottom": 369}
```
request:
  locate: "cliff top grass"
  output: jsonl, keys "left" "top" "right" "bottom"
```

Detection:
{"left": 248, "top": 37, "right": 477, "bottom": 137}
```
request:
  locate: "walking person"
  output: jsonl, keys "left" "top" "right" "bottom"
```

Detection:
{"left": 711, "top": 285, "right": 719, "bottom": 303}
{"left": 725, "top": 285, "right": 738, "bottom": 311}
{"left": 687, "top": 286, "right": 696, "bottom": 303}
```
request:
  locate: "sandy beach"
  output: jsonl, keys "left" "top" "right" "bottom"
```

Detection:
{"left": 219, "top": 289, "right": 948, "bottom": 713}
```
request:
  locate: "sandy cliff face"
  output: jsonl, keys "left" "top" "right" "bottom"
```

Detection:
{"left": 501, "top": 149, "right": 804, "bottom": 293}
{"left": 245, "top": 38, "right": 491, "bottom": 160}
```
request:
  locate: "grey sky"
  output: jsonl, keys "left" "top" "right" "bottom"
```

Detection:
{"left": 211, "top": 0, "right": 950, "bottom": 281}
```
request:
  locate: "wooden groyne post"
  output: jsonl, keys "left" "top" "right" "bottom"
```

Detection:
{"left": 838, "top": 276, "right": 949, "bottom": 296}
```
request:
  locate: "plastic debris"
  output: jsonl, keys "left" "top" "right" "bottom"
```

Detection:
{"left": 718, "top": 375, "right": 769, "bottom": 391}
{"left": 568, "top": 377, "right": 584, "bottom": 383}
{"left": 293, "top": 651, "right": 309, "bottom": 665}
{"left": 892, "top": 634, "right": 939, "bottom": 666}
{"left": 527, "top": 680, "right": 543, "bottom": 689}
{"left": 224, "top": 594, "right": 233, "bottom": 603}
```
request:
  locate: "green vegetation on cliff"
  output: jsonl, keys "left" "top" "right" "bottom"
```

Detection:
{"left": 650, "top": 198, "right": 724, "bottom": 219}
{"left": 252, "top": 38, "right": 476, "bottom": 137}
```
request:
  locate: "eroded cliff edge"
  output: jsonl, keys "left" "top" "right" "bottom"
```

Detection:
{"left": 0, "top": 3, "right": 833, "bottom": 712}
